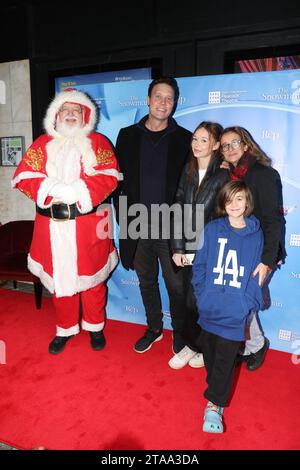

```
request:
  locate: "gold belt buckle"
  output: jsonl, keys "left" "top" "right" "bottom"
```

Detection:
{"left": 50, "top": 201, "right": 71, "bottom": 222}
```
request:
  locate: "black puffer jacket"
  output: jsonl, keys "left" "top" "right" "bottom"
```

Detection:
{"left": 171, "top": 157, "right": 229, "bottom": 254}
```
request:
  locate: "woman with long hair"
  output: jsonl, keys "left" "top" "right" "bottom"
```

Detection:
{"left": 169, "top": 121, "right": 229, "bottom": 369}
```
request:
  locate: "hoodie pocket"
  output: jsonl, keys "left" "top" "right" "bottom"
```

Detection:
{"left": 199, "top": 290, "right": 249, "bottom": 325}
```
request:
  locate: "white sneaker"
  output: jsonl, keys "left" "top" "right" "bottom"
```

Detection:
{"left": 168, "top": 346, "right": 197, "bottom": 370}
{"left": 188, "top": 352, "right": 204, "bottom": 368}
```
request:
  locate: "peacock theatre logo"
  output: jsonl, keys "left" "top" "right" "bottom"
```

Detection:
{"left": 208, "top": 89, "right": 247, "bottom": 104}
{"left": 208, "top": 91, "right": 221, "bottom": 104}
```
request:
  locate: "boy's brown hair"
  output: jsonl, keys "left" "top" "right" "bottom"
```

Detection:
{"left": 216, "top": 180, "right": 254, "bottom": 217}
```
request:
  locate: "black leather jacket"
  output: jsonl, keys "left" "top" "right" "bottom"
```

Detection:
{"left": 171, "top": 157, "right": 229, "bottom": 254}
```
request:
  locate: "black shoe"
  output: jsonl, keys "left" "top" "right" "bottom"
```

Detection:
{"left": 172, "top": 333, "right": 186, "bottom": 354}
{"left": 134, "top": 329, "right": 163, "bottom": 353}
{"left": 246, "top": 339, "right": 270, "bottom": 371}
{"left": 90, "top": 331, "right": 106, "bottom": 350}
{"left": 49, "top": 335, "right": 73, "bottom": 354}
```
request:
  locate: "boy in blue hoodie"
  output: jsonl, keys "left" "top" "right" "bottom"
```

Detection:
{"left": 192, "top": 180, "right": 264, "bottom": 433}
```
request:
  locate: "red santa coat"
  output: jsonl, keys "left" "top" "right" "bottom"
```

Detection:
{"left": 12, "top": 89, "right": 122, "bottom": 297}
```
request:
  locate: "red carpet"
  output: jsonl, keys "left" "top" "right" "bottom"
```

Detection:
{"left": 0, "top": 288, "right": 299, "bottom": 450}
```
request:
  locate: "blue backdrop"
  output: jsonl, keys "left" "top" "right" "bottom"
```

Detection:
{"left": 65, "top": 71, "right": 300, "bottom": 354}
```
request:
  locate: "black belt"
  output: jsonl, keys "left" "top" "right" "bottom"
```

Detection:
{"left": 36, "top": 203, "right": 98, "bottom": 221}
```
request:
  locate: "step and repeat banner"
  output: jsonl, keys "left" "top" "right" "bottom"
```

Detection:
{"left": 59, "top": 70, "right": 300, "bottom": 354}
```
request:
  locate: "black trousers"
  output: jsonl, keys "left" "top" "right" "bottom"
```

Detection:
{"left": 133, "top": 238, "right": 186, "bottom": 334}
{"left": 200, "top": 329, "right": 241, "bottom": 407}
{"left": 181, "top": 265, "right": 202, "bottom": 353}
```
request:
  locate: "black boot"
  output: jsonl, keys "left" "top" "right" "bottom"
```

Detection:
{"left": 49, "top": 336, "right": 73, "bottom": 355}
{"left": 90, "top": 331, "right": 106, "bottom": 350}
{"left": 246, "top": 338, "right": 270, "bottom": 371}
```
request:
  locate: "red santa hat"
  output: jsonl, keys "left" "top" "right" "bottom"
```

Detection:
{"left": 43, "top": 88, "right": 98, "bottom": 137}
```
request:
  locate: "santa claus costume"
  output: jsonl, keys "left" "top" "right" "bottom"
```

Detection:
{"left": 12, "top": 89, "right": 122, "bottom": 351}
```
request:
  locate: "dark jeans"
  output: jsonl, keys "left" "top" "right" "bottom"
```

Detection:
{"left": 200, "top": 329, "right": 241, "bottom": 407}
{"left": 182, "top": 265, "right": 202, "bottom": 353}
{"left": 133, "top": 238, "right": 186, "bottom": 334}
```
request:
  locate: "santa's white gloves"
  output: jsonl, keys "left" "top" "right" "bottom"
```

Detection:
{"left": 48, "top": 182, "right": 77, "bottom": 205}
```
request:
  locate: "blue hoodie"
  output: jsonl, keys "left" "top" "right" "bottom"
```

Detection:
{"left": 192, "top": 215, "right": 264, "bottom": 341}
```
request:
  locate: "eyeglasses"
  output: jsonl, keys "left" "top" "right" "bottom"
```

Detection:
{"left": 59, "top": 106, "right": 82, "bottom": 115}
{"left": 221, "top": 139, "right": 243, "bottom": 153}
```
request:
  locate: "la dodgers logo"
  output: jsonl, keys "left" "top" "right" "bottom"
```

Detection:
{"left": 213, "top": 238, "right": 245, "bottom": 288}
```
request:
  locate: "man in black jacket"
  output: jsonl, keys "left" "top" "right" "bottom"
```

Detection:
{"left": 114, "top": 77, "right": 192, "bottom": 354}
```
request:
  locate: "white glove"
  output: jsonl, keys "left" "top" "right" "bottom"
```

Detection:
{"left": 48, "top": 183, "right": 77, "bottom": 205}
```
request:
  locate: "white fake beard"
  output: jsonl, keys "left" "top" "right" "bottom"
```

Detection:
{"left": 56, "top": 118, "right": 82, "bottom": 137}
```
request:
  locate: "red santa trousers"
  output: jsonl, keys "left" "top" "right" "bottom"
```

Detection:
{"left": 52, "top": 282, "right": 107, "bottom": 336}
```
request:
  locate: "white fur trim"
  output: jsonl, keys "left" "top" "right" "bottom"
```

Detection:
{"left": 73, "top": 134, "right": 98, "bottom": 171}
{"left": 81, "top": 320, "right": 104, "bottom": 332}
{"left": 56, "top": 324, "right": 80, "bottom": 337}
{"left": 28, "top": 242, "right": 118, "bottom": 298}
{"left": 78, "top": 250, "right": 118, "bottom": 291}
{"left": 50, "top": 219, "right": 78, "bottom": 298}
{"left": 28, "top": 255, "right": 55, "bottom": 293}
{"left": 72, "top": 179, "right": 93, "bottom": 213}
{"left": 44, "top": 89, "right": 97, "bottom": 138}
{"left": 37, "top": 177, "right": 59, "bottom": 208}
{"left": 11, "top": 171, "right": 45, "bottom": 188}
{"left": 87, "top": 168, "right": 124, "bottom": 181}
{"left": 45, "top": 134, "right": 97, "bottom": 176}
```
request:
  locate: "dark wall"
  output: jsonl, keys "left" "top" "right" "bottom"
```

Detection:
{"left": 1, "top": 0, "right": 300, "bottom": 137}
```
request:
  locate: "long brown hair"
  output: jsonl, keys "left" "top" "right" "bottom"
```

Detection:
{"left": 220, "top": 126, "right": 272, "bottom": 167}
{"left": 187, "top": 121, "right": 223, "bottom": 183}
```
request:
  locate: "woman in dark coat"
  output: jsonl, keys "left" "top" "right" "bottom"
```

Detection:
{"left": 219, "top": 126, "right": 284, "bottom": 371}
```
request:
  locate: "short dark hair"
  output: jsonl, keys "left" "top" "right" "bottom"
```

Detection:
{"left": 147, "top": 77, "right": 180, "bottom": 102}
{"left": 216, "top": 180, "right": 254, "bottom": 218}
